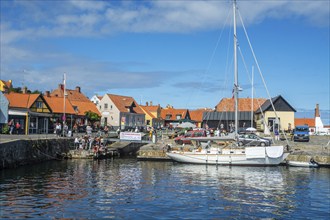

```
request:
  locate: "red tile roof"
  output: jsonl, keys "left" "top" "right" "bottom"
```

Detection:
{"left": 140, "top": 105, "right": 161, "bottom": 119}
{"left": 51, "top": 85, "right": 90, "bottom": 102}
{"left": 107, "top": 94, "right": 144, "bottom": 114}
{"left": 161, "top": 108, "right": 189, "bottom": 120}
{"left": 5, "top": 93, "right": 40, "bottom": 109}
{"left": 43, "top": 96, "right": 76, "bottom": 114}
{"left": 216, "top": 98, "right": 267, "bottom": 112}
{"left": 140, "top": 106, "right": 156, "bottom": 118}
{"left": 190, "top": 108, "right": 213, "bottom": 122}
{"left": 295, "top": 118, "right": 315, "bottom": 127}
{"left": 70, "top": 100, "right": 101, "bottom": 116}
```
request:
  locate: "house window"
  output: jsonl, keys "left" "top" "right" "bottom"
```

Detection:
{"left": 104, "top": 103, "right": 108, "bottom": 109}
{"left": 99, "top": 105, "right": 102, "bottom": 110}
{"left": 176, "top": 114, "right": 182, "bottom": 119}
{"left": 111, "top": 105, "right": 113, "bottom": 110}
{"left": 166, "top": 114, "right": 172, "bottom": 120}
{"left": 36, "top": 101, "right": 43, "bottom": 109}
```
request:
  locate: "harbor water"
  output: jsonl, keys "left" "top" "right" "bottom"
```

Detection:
{"left": 1, "top": 158, "right": 329, "bottom": 219}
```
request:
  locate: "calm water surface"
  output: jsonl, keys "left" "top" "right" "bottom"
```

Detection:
{"left": 1, "top": 158, "right": 329, "bottom": 219}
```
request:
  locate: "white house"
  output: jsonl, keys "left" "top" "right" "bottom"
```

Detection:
{"left": 90, "top": 95, "right": 103, "bottom": 105}
{"left": 98, "top": 94, "right": 145, "bottom": 130}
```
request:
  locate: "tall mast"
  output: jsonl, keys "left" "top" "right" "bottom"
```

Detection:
{"left": 233, "top": 0, "right": 238, "bottom": 138}
{"left": 251, "top": 65, "right": 254, "bottom": 128}
{"left": 63, "top": 73, "right": 66, "bottom": 137}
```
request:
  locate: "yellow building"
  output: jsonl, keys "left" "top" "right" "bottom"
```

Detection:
{"left": 0, "top": 79, "right": 12, "bottom": 92}
{"left": 255, "top": 95, "right": 296, "bottom": 132}
{"left": 140, "top": 102, "right": 164, "bottom": 128}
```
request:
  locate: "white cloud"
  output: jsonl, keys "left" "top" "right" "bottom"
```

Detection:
{"left": 1, "top": 1, "right": 328, "bottom": 43}
{"left": 69, "top": 0, "right": 107, "bottom": 11}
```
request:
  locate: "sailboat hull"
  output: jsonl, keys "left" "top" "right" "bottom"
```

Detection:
{"left": 167, "top": 146, "right": 289, "bottom": 166}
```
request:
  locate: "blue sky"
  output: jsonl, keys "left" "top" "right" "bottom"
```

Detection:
{"left": 1, "top": 0, "right": 329, "bottom": 123}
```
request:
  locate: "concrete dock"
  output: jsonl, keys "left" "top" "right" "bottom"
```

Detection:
{"left": 137, "top": 135, "right": 330, "bottom": 166}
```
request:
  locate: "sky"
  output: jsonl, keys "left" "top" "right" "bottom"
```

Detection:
{"left": 1, "top": 0, "right": 329, "bottom": 123}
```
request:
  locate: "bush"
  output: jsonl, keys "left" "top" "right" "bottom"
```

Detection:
{"left": 1, "top": 124, "right": 9, "bottom": 134}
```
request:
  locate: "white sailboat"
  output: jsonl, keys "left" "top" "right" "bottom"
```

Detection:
{"left": 166, "top": 0, "right": 289, "bottom": 166}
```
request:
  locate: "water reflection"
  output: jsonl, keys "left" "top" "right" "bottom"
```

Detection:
{"left": 0, "top": 159, "right": 329, "bottom": 219}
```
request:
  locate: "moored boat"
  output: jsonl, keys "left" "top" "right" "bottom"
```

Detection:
{"left": 166, "top": 0, "right": 289, "bottom": 166}
{"left": 287, "top": 159, "right": 319, "bottom": 168}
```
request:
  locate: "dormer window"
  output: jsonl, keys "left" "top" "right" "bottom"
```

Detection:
{"left": 176, "top": 114, "right": 182, "bottom": 119}
{"left": 166, "top": 114, "right": 172, "bottom": 120}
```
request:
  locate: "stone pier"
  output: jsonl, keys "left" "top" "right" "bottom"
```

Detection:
{"left": 0, "top": 138, "right": 73, "bottom": 169}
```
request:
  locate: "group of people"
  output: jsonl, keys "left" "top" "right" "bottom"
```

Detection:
{"left": 8, "top": 119, "right": 21, "bottom": 135}
{"left": 74, "top": 134, "right": 107, "bottom": 153}
{"left": 54, "top": 122, "right": 69, "bottom": 137}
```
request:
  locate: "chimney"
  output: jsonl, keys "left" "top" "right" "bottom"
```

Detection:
{"left": 44, "top": 91, "right": 50, "bottom": 97}
{"left": 22, "top": 86, "right": 27, "bottom": 94}
{"left": 75, "top": 86, "right": 81, "bottom": 93}
{"left": 315, "top": 104, "right": 320, "bottom": 118}
{"left": 146, "top": 102, "right": 149, "bottom": 106}
{"left": 58, "top": 84, "right": 64, "bottom": 90}
{"left": 150, "top": 101, "right": 153, "bottom": 106}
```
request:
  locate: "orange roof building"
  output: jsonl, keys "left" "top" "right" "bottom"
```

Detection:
{"left": 189, "top": 108, "right": 213, "bottom": 128}
{"left": 5, "top": 92, "right": 52, "bottom": 134}
{"left": 140, "top": 102, "right": 163, "bottom": 128}
{"left": 216, "top": 98, "right": 267, "bottom": 112}
{"left": 294, "top": 118, "right": 315, "bottom": 127}
{"left": 0, "top": 79, "right": 12, "bottom": 92}
{"left": 161, "top": 107, "right": 191, "bottom": 127}
{"left": 49, "top": 85, "right": 100, "bottom": 117}
{"left": 98, "top": 94, "right": 145, "bottom": 129}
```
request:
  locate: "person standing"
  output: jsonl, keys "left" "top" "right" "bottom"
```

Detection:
{"left": 274, "top": 128, "right": 280, "bottom": 141}
{"left": 56, "top": 122, "right": 62, "bottom": 137}
{"left": 15, "top": 121, "right": 21, "bottom": 134}
{"left": 8, "top": 119, "right": 14, "bottom": 135}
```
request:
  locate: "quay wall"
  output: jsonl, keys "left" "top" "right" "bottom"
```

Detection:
{"left": 0, "top": 138, "right": 73, "bottom": 169}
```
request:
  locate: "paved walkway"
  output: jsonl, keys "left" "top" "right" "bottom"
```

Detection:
{"left": 0, "top": 134, "right": 75, "bottom": 143}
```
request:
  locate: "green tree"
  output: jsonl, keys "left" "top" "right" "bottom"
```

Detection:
{"left": 85, "top": 111, "right": 100, "bottom": 122}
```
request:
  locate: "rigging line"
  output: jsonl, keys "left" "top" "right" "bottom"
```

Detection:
{"left": 238, "top": 45, "right": 274, "bottom": 141}
{"left": 185, "top": 4, "right": 231, "bottom": 109}
{"left": 237, "top": 8, "right": 290, "bottom": 146}
{"left": 214, "top": 19, "right": 234, "bottom": 130}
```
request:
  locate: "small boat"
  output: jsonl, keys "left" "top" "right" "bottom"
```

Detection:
{"left": 287, "top": 159, "right": 319, "bottom": 168}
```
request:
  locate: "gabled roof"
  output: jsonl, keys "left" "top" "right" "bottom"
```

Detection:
{"left": 295, "top": 118, "right": 315, "bottom": 127}
{"left": 5, "top": 93, "right": 40, "bottom": 109}
{"left": 70, "top": 100, "right": 101, "bottom": 116}
{"left": 140, "top": 105, "right": 161, "bottom": 118}
{"left": 141, "top": 105, "right": 159, "bottom": 112}
{"left": 190, "top": 108, "right": 213, "bottom": 122}
{"left": 216, "top": 98, "right": 267, "bottom": 112}
{"left": 140, "top": 106, "right": 156, "bottom": 119}
{"left": 107, "top": 94, "right": 144, "bottom": 114}
{"left": 43, "top": 96, "right": 76, "bottom": 114}
{"left": 51, "top": 85, "right": 90, "bottom": 102}
{"left": 161, "top": 108, "right": 189, "bottom": 120}
{"left": 256, "top": 95, "right": 296, "bottom": 113}
{"left": 0, "top": 80, "right": 12, "bottom": 89}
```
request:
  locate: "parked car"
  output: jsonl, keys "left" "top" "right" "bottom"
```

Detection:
{"left": 293, "top": 125, "right": 310, "bottom": 142}
{"left": 238, "top": 133, "right": 271, "bottom": 146}
{"left": 174, "top": 129, "right": 207, "bottom": 145}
